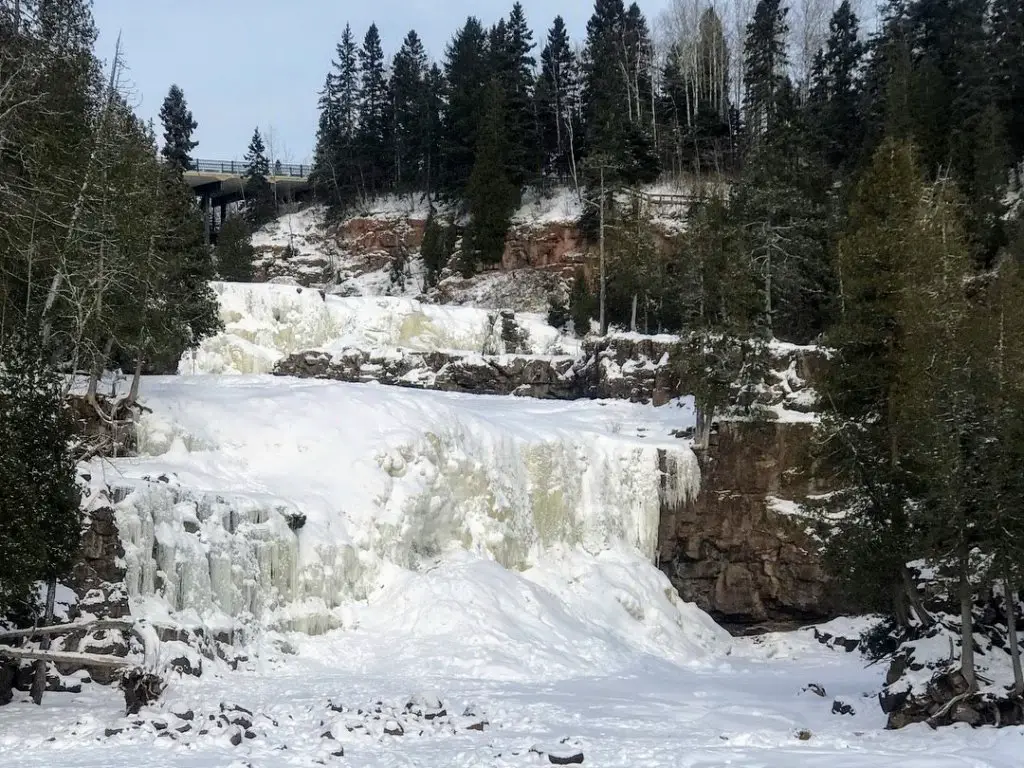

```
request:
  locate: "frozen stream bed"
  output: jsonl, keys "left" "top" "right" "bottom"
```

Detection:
{"left": 2, "top": 622, "right": 1020, "bottom": 767}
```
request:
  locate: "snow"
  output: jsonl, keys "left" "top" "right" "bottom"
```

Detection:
{"left": 180, "top": 282, "right": 578, "bottom": 374}
{"left": 88, "top": 376, "right": 703, "bottom": 642}
{"left": 6, "top": 620, "right": 1024, "bottom": 766}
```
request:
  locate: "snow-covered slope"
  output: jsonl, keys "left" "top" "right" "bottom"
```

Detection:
{"left": 90, "top": 376, "right": 713, "bottom": 665}
{"left": 181, "top": 282, "right": 578, "bottom": 375}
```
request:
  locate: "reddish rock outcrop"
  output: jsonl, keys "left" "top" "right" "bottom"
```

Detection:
{"left": 658, "top": 420, "right": 836, "bottom": 632}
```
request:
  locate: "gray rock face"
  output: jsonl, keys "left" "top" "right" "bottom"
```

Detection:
{"left": 274, "top": 348, "right": 579, "bottom": 399}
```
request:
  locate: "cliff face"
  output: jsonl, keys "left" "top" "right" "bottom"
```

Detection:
{"left": 657, "top": 421, "right": 836, "bottom": 633}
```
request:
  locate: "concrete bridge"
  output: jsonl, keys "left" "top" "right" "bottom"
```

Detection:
{"left": 185, "top": 159, "right": 313, "bottom": 242}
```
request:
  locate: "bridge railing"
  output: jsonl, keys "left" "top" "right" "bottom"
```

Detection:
{"left": 189, "top": 159, "right": 312, "bottom": 178}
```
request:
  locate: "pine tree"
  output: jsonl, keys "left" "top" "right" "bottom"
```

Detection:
{"left": 158, "top": 84, "right": 198, "bottom": 173}
{"left": 243, "top": 128, "right": 275, "bottom": 228}
{"left": 807, "top": 1, "right": 864, "bottom": 172}
{"left": 215, "top": 216, "right": 256, "bottom": 282}
{"left": 312, "top": 24, "right": 360, "bottom": 212}
{"left": 390, "top": 30, "right": 429, "bottom": 192}
{"left": 421, "top": 213, "right": 453, "bottom": 287}
{"left": 537, "top": 16, "right": 581, "bottom": 180}
{"left": 568, "top": 267, "right": 596, "bottom": 335}
{"left": 817, "top": 137, "right": 938, "bottom": 625}
{"left": 0, "top": 334, "right": 81, "bottom": 616}
{"left": 442, "top": 17, "right": 489, "bottom": 191}
{"left": 743, "top": 0, "right": 790, "bottom": 148}
{"left": 356, "top": 23, "right": 391, "bottom": 196}
{"left": 583, "top": 0, "right": 628, "bottom": 165}
{"left": 504, "top": 2, "right": 539, "bottom": 187}
{"left": 463, "top": 79, "right": 518, "bottom": 272}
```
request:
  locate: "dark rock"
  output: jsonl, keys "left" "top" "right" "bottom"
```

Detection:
{"left": 878, "top": 686, "right": 910, "bottom": 715}
{"left": 805, "top": 684, "right": 826, "bottom": 697}
{"left": 466, "top": 721, "right": 487, "bottom": 731}
{"left": 330, "top": 748, "right": 345, "bottom": 757}
{"left": 548, "top": 753, "right": 584, "bottom": 765}
{"left": 231, "top": 715, "right": 253, "bottom": 730}
{"left": 0, "top": 658, "right": 18, "bottom": 705}
{"left": 176, "top": 724, "right": 192, "bottom": 733}
{"left": 796, "top": 729, "right": 813, "bottom": 741}
{"left": 120, "top": 669, "right": 164, "bottom": 715}
{"left": 831, "top": 700, "right": 855, "bottom": 716}
{"left": 152, "top": 720, "right": 168, "bottom": 731}
{"left": 244, "top": 730, "right": 257, "bottom": 739}
{"left": 321, "top": 730, "right": 334, "bottom": 740}
{"left": 170, "top": 655, "right": 201, "bottom": 677}
{"left": 285, "top": 512, "right": 307, "bottom": 531}
{"left": 384, "top": 721, "right": 404, "bottom": 736}
{"left": 230, "top": 730, "right": 243, "bottom": 747}
{"left": 172, "top": 709, "right": 195, "bottom": 721}
{"left": 104, "top": 728, "right": 123, "bottom": 737}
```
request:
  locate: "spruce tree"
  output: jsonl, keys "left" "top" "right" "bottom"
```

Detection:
{"left": 583, "top": 0, "right": 629, "bottom": 166}
{"left": 312, "top": 24, "right": 360, "bottom": 212}
{"left": 215, "top": 216, "right": 256, "bottom": 282}
{"left": 817, "top": 137, "right": 937, "bottom": 624}
{"left": 421, "top": 213, "right": 453, "bottom": 288}
{"left": 0, "top": 334, "right": 81, "bottom": 616}
{"left": 807, "top": 1, "right": 864, "bottom": 172}
{"left": 743, "top": 0, "right": 790, "bottom": 148}
{"left": 504, "top": 2, "right": 539, "bottom": 187}
{"left": 442, "top": 17, "right": 489, "bottom": 191}
{"left": 159, "top": 84, "right": 198, "bottom": 173}
{"left": 243, "top": 128, "right": 276, "bottom": 228}
{"left": 463, "top": 79, "right": 518, "bottom": 273}
{"left": 537, "top": 16, "right": 581, "bottom": 180}
{"left": 390, "top": 30, "right": 429, "bottom": 192}
{"left": 356, "top": 23, "right": 391, "bottom": 196}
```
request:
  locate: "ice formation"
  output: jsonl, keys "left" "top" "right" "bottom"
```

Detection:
{"left": 180, "top": 282, "right": 577, "bottom": 375}
{"left": 93, "top": 283, "right": 718, "bottom": 662}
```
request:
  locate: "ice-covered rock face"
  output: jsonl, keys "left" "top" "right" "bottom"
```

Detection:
{"left": 180, "top": 282, "right": 577, "bottom": 375}
{"left": 92, "top": 378, "right": 705, "bottom": 656}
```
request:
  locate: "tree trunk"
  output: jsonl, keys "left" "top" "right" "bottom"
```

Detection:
{"left": 1007, "top": 571, "right": 1023, "bottom": 696}
{"left": 958, "top": 544, "right": 977, "bottom": 692}
{"left": 30, "top": 577, "right": 57, "bottom": 705}
{"left": 901, "top": 564, "right": 934, "bottom": 627}
{"left": 630, "top": 294, "right": 638, "bottom": 333}
{"left": 599, "top": 166, "right": 607, "bottom": 336}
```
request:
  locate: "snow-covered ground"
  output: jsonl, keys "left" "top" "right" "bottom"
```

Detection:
{"left": 181, "top": 282, "right": 579, "bottom": 374}
{"left": 5, "top": 621, "right": 1022, "bottom": 767}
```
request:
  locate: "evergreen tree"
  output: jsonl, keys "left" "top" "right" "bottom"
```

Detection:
{"left": 990, "top": 0, "right": 1024, "bottom": 162}
{"left": 504, "top": 2, "right": 539, "bottom": 186}
{"left": 312, "top": 24, "right": 361, "bottom": 212}
{"left": 537, "top": 16, "right": 581, "bottom": 180}
{"left": 158, "top": 84, "right": 198, "bottom": 173}
{"left": 0, "top": 334, "right": 81, "bottom": 616}
{"left": 243, "top": 128, "right": 276, "bottom": 228}
{"left": 356, "top": 23, "right": 391, "bottom": 196}
{"left": 568, "top": 267, "right": 596, "bottom": 335}
{"left": 442, "top": 17, "right": 489, "bottom": 191}
{"left": 807, "top": 1, "right": 864, "bottom": 172}
{"left": 463, "top": 79, "right": 518, "bottom": 272}
{"left": 817, "top": 138, "right": 939, "bottom": 624}
{"left": 421, "top": 213, "right": 453, "bottom": 287}
{"left": 743, "top": 0, "right": 790, "bottom": 148}
{"left": 390, "top": 30, "right": 429, "bottom": 193}
{"left": 215, "top": 216, "right": 256, "bottom": 282}
{"left": 583, "top": 0, "right": 628, "bottom": 165}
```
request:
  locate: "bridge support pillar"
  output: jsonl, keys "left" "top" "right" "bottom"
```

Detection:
{"left": 202, "top": 193, "right": 212, "bottom": 246}
{"left": 219, "top": 201, "right": 227, "bottom": 227}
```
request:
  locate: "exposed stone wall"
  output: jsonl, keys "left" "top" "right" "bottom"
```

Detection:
{"left": 657, "top": 421, "right": 837, "bottom": 632}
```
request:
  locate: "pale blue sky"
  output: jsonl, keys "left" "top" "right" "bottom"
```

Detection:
{"left": 93, "top": 0, "right": 672, "bottom": 163}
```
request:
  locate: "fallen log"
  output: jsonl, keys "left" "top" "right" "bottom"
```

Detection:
{"left": 0, "top": 619, "right": 135, "bottom": 641}
{"left": 0, "top": 647, "right": 132, "bottom": 668}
